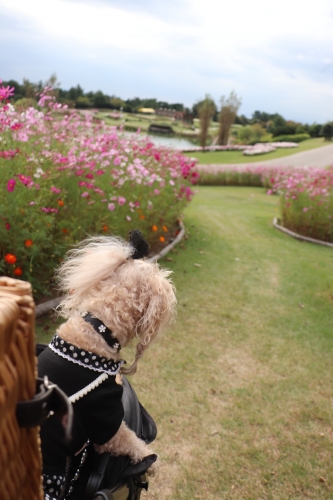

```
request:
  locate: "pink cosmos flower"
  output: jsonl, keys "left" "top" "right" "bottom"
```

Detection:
{"left": 41, "top": 207, "right": 58, "bottom": 213}
{"left": 0, "top": 84, "right": 15, "bottom": 100}
{"left": 5, "top": 222, "right": 11, "bottom": 230}
{"left": 108, "top": 203, "right": 115, "bottom": 211}
{"left": 7, "top": 179, "right": 16, "bottom": 192}
{"left": 118, "top": 196, "right": 126, "bottom": 206}
{"left": 81, "top": 192, "right": 89, "bottom": 198}
{"left": 113, "top": 157, "right": 121, "bottom": 166}
{"left": 10, "top": 123, "right": 23, "bottom": 131}
{"left": 51, "top": 186, "right": 61, "bottom": 194}
{"left": 18, "top": 174, "right": 32, "bottom": 186}
{"left": 126, "top": 215, "right": 132, "bottom": 221}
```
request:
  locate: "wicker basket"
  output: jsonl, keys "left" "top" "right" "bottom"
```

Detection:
{"left": 0, "top": 277, "right": 43, "bottom": 500}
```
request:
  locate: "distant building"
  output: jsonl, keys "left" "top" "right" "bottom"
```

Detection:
{"left": 156, "top": 108, "right": 184, "bottom": 120}
{"left": 137, "top": 108, "right": 156, "bottom": 114}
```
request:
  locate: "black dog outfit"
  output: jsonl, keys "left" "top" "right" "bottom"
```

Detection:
{"left": 38, "top": 334, "right": 124, "bottom": 499}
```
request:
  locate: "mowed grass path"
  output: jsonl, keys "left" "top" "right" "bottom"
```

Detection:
{"left": 137, "top": 187, "right": 333, "bottom": 500}
{"left": 36, "top": 187, "right": 333, "bottom": 499}
{"left": 184, "top": 138, "right": 326, "bottom": 164}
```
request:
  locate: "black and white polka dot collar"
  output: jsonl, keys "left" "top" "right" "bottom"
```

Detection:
{"left": 49, "top": 334, "right": 124, "bottom": 375}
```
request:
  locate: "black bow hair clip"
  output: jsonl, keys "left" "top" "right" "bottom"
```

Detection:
{"left": 128, "top": 229, "right": 149, "bottom": 259}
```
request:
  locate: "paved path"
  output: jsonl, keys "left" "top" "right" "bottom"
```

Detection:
{"left": 201, "top": 143, "right": 333, "bottom": 169}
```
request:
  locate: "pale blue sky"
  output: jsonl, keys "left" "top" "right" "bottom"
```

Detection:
{"left": 1, "top": 0, "right": 333, "bottom": 123}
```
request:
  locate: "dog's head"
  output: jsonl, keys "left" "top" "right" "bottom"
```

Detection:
{"left": 56, "top": 235, "right": 176, "bottom": 374}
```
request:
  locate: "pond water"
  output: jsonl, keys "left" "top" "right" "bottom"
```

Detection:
{"left": 126, "top": 132, "right": 196, "bottom": 150}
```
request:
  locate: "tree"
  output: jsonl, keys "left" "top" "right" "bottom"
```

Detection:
{"left": 197, "top": 95, "right": 216, "bottom": 150}
{"left": 217, "top": 91, "right": 242, "bottom": 145}
{"left": 75, "top": 96, "right": 92, "bottom": 108}
{"left": 110, "top": 96, "right": 126, "bottom": 110}
{"left": 22, "top": 78, "right": 38, "bottom": 98}
{"left": 68, "top": 85, "right": 84, "bottom": 101}
{"left": 93, "top": 91, "right": 109, "bottom": 108}
{"left": 308, "top": 123, "right": 322, "bottom": 138}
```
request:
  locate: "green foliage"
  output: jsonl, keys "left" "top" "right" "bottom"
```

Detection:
{"left": 75, "top": 96, "right": 92, "bottom": 108}
{"left": 235, "top": 124, "right": 272, "bottom": 145}
{"left": 14, "top": 98, "right": 38, "bottom": 110}
{"left": 272, "top": 133, "right": 310, "bottom": 143}
{"left": 308, "top": 123, "right": 322, "bottom": 138}
{"left": 321, "top": 122, "right": 333, "bottom": 141}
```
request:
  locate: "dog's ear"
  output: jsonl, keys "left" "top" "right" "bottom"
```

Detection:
{"left": 138, "top": 293, "right": 169, "bottom": 345}
{"left": 122, "top": 275, "right": 176, "bottom": 376}
{"left": 128, "top": 229, "right": 149, "bottom": 260}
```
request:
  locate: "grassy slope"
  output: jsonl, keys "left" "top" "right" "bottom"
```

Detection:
{"left": 184, "top": 138, "right": 327, "bottom": 164}
{"left": 143, "top": 187, "right": 333, "bottom": 499}
{"left": 36, "top": 187, "right": 333, "bottom": 499}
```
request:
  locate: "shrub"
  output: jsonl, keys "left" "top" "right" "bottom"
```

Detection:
{"left": 272, "top": 133, "right": 310, "bottom": 143}
{"left": 14, "top": 98, "right": 38, "bottom": 110}
{"left": 236, "top": 124, "right": 272, "bottom": 145}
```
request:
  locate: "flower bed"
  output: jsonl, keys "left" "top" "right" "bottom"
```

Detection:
{"left": 0, "top": 83, "right": 198, "bottom": 298}
{"left": 195, "top": 164, "right": 268, "bottom": 186}
{"left": 182, "top": 142, "right": 298, "bottom": 154}
{"left": 182, "top": 145, "right": 248, "bottom": 153}
{"left": 262, "top": 167, "right": 333, "bottom": 243}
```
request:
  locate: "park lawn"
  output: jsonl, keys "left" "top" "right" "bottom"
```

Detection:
{"left": 35, "top": 186, "right": 333, "bottom": 499}
{"left": 96, "top": 111, "right": 203, "bottom": 139}
{"left": 184, "top": 137, "right": 327, "bottom": 164}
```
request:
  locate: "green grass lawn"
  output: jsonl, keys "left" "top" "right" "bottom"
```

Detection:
{"left": 184, "top": 138, "right": 327, "bottom": 164}
{"left": 36, "top": 186, "right": 333, "bottom": 499}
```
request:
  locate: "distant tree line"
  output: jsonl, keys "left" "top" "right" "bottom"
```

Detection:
{"left": 2, "top": 75, "right": 187, "bottom": 114}
{"left": 236, "top": 110, "right": 323, "bottom": 139}
{"left": 1, "top": 75, "right": 327, "bottom": 140}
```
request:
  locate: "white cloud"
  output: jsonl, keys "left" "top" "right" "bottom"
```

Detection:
{"left": 1, "top": 0, "right": 333, "bottom": 122}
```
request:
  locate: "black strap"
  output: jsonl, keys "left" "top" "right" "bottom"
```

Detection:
{"left": 16, "top": 377, "right": 73, "bottom": 442}
{"left": 81, "top": 312, "right": 121, "bottom": 352}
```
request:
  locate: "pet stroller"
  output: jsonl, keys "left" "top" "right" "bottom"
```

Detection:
{"left": 37, "top": 343, "right": 157, "bottom": 500}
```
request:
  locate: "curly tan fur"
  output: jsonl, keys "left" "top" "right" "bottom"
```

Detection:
{"left": 55, "top": 235, "right": 176, "bottom": 470}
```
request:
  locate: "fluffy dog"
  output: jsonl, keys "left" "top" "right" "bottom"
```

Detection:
{"left": 38, "top": 234, "right": 176, "bottom": 499}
